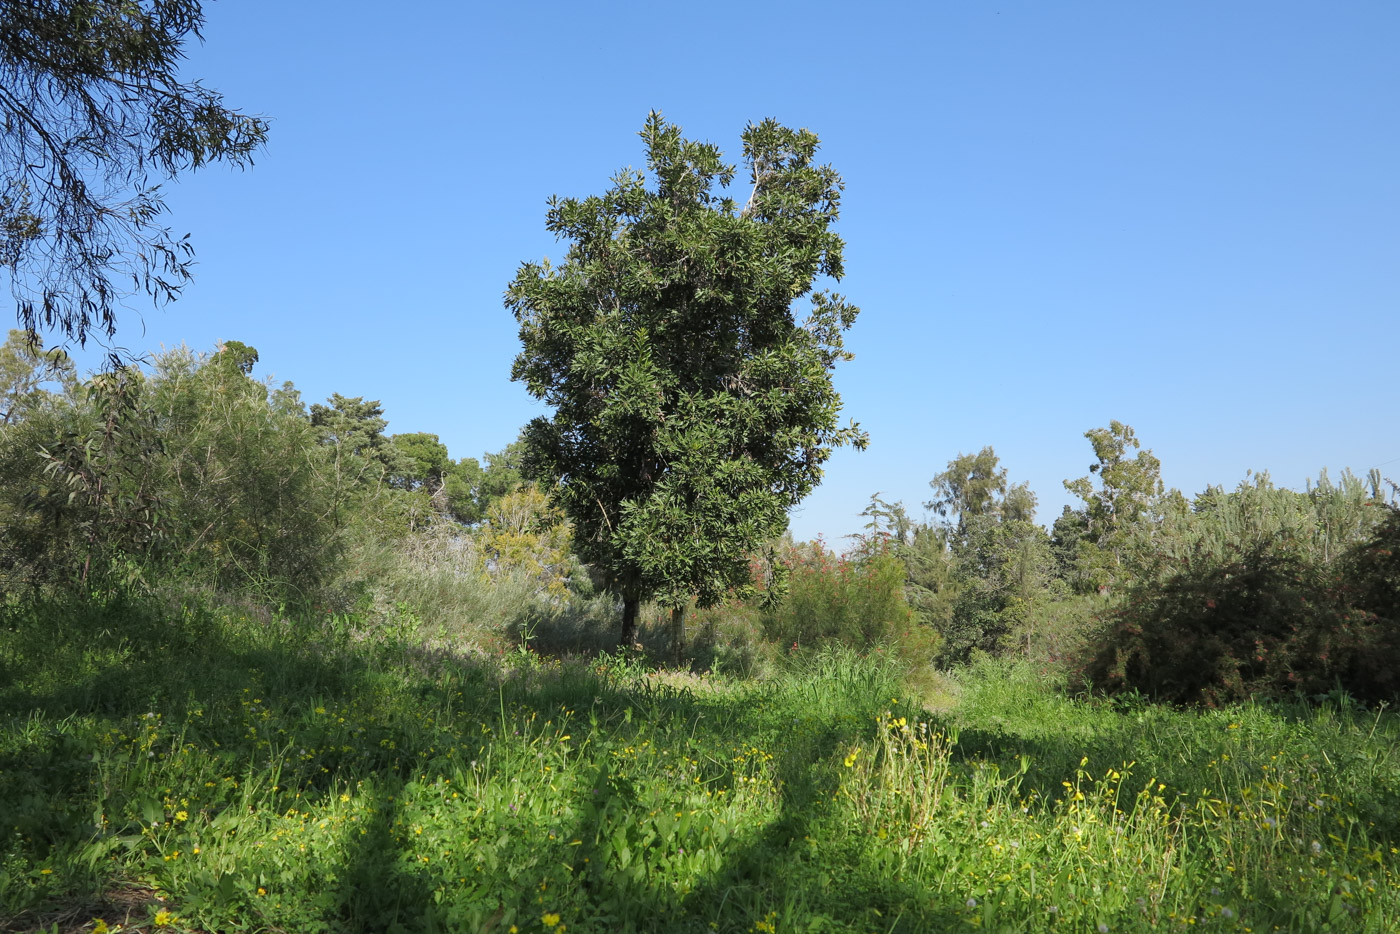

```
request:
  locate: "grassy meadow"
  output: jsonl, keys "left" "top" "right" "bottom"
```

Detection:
{"left": 2, "top": 596, "right": 1398, "bottom": 933}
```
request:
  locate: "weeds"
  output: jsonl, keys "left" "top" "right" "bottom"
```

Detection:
{"left": 2, "top": 598, "right": 1398, "bottom": 932}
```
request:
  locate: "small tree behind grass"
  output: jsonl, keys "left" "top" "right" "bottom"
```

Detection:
{"left": 1342, "top": 503, "right": 1400, "bottom": 623}
{"left": 759, "top": 541, "right": 933, "bottom": 666}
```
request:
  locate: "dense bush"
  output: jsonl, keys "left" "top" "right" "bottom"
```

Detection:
{"left": 936, "top": 517, "right": 1057, "bottom": 665}
{"left": 1078, "top": 534, "right": 1400, "bottom": 706}
{"left": 0, "top": 342, "right": 347, "bottom": 602}
{"left": 1342, "top": 505, "right": 1400, "bottom": 623}
{"left": 758, "top": 541, "right": 934, "bottom": 665}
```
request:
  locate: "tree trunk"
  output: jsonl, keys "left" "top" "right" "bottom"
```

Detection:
{"left": 670, "top": 604, "right": 686, "bottom": 667}
{"left": 620, "top": 594, "right": 639, "bottom": 648}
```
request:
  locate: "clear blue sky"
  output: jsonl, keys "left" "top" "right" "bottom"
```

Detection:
{"left": 64, "top": 0, "right": 1400, "bottom": 543}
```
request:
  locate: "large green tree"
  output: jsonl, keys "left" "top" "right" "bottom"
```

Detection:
{"left": 0, "top": 0, "right": 268, "bottom": 349}
{"left": 509, "top": 113, "right": 866, "bottom": 649}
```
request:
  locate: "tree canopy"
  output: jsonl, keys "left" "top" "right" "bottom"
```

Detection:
{"left": 926, "top": 445, "right": 1038, "bottom": 534}
{"left": 508, "top": 112, "right": 865, "bottom": 645}
{"left": 0, "top": 0, "right": 267, "bottom": 350}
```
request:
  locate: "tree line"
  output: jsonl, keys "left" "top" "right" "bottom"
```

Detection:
{"left": 2, "top": 2, "right": 1395, "bottom": 707}
{"left": 0, "top": 332, "right": 533, "bottom": 604}
{"left": 851, "top": 426, "right": 1399, "bottom": 705}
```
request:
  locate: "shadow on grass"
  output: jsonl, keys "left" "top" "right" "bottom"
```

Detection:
{"left": 9, "top": 595, "right": 1397, "bottom": 932}
{"left": 0, "top": 595, "right": 956, "bottom": 932}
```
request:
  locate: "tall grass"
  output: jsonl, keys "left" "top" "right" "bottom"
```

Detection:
{"left": 2, "top": 596, "right": 1398, "bottom": 932}
{"left": 344, "top": 524, "right": 618, "bottom": 653}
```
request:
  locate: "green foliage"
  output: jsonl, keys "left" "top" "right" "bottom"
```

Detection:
{"left": 347, "top": 511, "right": 603, "bottom": 651}
{"left": 387, "top": 431, "right": 494, "bottom": 525}
{"left": 1132, "top": 469, "right": 1384, "bottom": 584}
{"left": 759, "top": 541, "right": 920, "bottom": 658}
{"left": 476, "top": 438, "right": 526, "bottom": 507}
{"left": 912, "top": 449, "right": 1055, "bottom": 665}
{"left": 387, "top": 430, "right": 451, "bottom": 493}
{"left": 900, "top": 523, "right": 958, "bottom": 629}
{"left": 1062, "top": 421, "right": 1166, "bottom": 586}
{"left": 1049, "top": 504, "right": 1095, "bottom": 592}
{"left": 1343, "top": 504, "right": 1400, "bottom": 623}
{"left": 475, "top": 486, "right": 574, "bottom": 597}
{"left": 0, "top": 0, "right": 268, "bottom": 346}
{"left": 853, "top": 492, "right": 958, "bottom": 632}
{"left": 1079, "top": 536, "right": 1400, "bottom": 706}
{"left": 1068, "top": 464, "right": 1398, "bottom": 705}
{"left": 310, "top": 393, "right": 410, "bottom": 484}
{"left": 0, "top": 365, "right": 164, "bottom": 586}
{"left": 509, "top": 112, "right": 865, "bottom": 641}
{"left": 0, "top": 338, "right": 343, "bottom": 600}
{"left": 1064, "top": 421, "right": 1164, "bottom": 537}
{"left": 0, "top": 329, "right": 74, "bottom": 423}
{"left": 6, "top": 597, "right": 1400, "bottom": 932}
{"left": 144, "top": 347, "right": 341, "bottom": 599}
{"left": 940, "top": 515, "right": 1057, "bottom": 664}
{"left": 926, "top": 446, "right": 1036, "bottom": 531}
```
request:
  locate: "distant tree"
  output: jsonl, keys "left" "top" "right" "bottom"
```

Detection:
{"left": 926, "top": 447, "right": 1006, "bottom": 533}
{"left": 477, "top": 438, "right": 526, "bottom": 511}
{"left": 1063, "top": 421, "right": 1163, "bottom": 545}
{"left": 442, "top": 456, "right": 485, "bottom": 523}
{"left": 1308, "top": 468, "right": 1384, "bottom": 563}
{"left": 212, "top": 339, "right": 258, "bottom": 376}
{"left": 0, "top": 0, "right": 268, "bottom": 349}
{"left": 388, "top": 431, "right": 494, "bottom": 525}
{"left": 1001, "top": 480, "right": 1038, "bottom": 524}
{"left": 854, "top": 491, "right": 957, "bottom": 633}
{"left": 310, "top": 394, "right": 408, "bottom": 483}
{"left": 1049, "top": 505, "right": 1092, "bottom": 589}
{"left": 926, "top": 446, "right": 1037, "bottom": 534}
{"left": 389, "top": 431, "right": 452, "bottom": 493}
{"left": 854, "top": 492, "right": 915, "bottom": 555}
{"left": 509, "top": 113, "right": 865, "bottom": 650}
{"left": 920, "top": 447, "right": 1051, "bottom": 659}
{"left": 0, "top": 328, "right": 74, "bottom": 423}
{"left": 1059, "top": 421, "right": 1166, "bottom": 588}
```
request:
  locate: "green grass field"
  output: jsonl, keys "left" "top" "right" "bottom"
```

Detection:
{"left": 2, "top": 596, "right": 1398, "bottom": 932}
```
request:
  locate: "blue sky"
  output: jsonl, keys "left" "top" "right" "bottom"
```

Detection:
{"left": 61, "top": 0, "right": 1400, "bottom": 543}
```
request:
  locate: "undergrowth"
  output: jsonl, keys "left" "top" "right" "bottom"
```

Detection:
{"left": 2, "top": 597, "right": 1398, "bottom": 932}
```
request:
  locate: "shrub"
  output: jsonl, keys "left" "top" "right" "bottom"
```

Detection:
{"left": 1077, "top": 541, "right": 1400, "bottom": 706}
{"left": 759, "top": 541, "right": 927, "bottom": 662}
{"left": 1342, "top": 505, "right": 1400, "bottom": 621}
